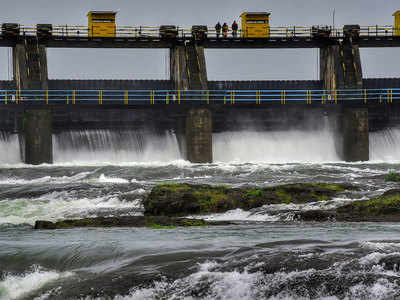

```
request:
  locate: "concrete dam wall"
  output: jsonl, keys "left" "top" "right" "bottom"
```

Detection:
{"left": 0, "top": 79, "right": 399, "bottom": 91}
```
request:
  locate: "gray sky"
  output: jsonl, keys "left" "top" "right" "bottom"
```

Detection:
{"left": 0, "top": 0, "right": 399, "bottom": 80}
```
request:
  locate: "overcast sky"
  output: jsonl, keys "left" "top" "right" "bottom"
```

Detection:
{"left": 0, "top": 0, "right": 399, "bottom": 80}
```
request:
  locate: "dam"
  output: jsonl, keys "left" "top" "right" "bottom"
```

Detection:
{"left": 0, "top": 12, "right": 400, "bottom": 164}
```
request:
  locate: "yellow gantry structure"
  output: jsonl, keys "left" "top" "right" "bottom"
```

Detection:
{"left": 87, "top": 11, "right": 117, "bottom": 38}
{"left": 240, "top": 12, "right": 270, "bottom": 38}
{"left": 394, "top": 10, "right": 400, "bottom": 36}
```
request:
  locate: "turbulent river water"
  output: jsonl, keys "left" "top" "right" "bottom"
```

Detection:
{"left": 1, "top": 128, "right": 400, "bottom": 299}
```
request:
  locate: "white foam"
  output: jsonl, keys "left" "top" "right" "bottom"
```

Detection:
{"left": 113, "top": 256, "right": 400, "bottom": 300}
{"left": 266, "top": 197, "right": 363, "bottom": 212}
{"left": 360, "top": 241, "right": 400, "bottom": 252}
{"left": 0, "top": 191, "right": 143, "bottom": 225}
{"left": 187, "top": 197, "right": 361, "bottom": 223}
{"left": 0, "top": 172, "right": 91, "bottom": 185}
{"left": 0, "top": 159, "right": 192, "bottom": 169}
{"left": 347, "top": 278, "right": 399, "bottom": 299}
{"left": 121, "top": 261, "right": 261, "bottom": 300}
{"left": 0, "top": 265, "right": 72, "bottom": 300}
{"left": 188, "top": 208, "right": 279, "bottom": 222}
{"left": 95, "top": 174, "right": 129, "bottom": 184}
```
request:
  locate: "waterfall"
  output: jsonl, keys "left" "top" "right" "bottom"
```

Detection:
{"left": 370, "top": 128, "right": 400, "bottom": 162}
{"left": 213, "top": 129, "right": 340, "bottom": 163}
{"left": 2, "top": 127, "right": 400, "bottom": 164}
{"left": 53, "top": 129, "right": 182, "bottom": 163}
{"left": 0, "top": 132, "right": 21, "bottom": 164}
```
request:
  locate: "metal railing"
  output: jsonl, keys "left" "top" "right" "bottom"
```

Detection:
{"left": 14, "top": 25, "right": 400, "bottom": 39}
{"left": 0, "top": 89, "right": 398, "bottom": 104}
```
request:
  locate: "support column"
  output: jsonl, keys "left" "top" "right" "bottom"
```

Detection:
{"left": 170, "top": 44, "right": 208, "bottom": 90}
{"left": 186, "top": 108, "right": 212, "bottom": 163}
{"left": 320, "top": 42, "right": 363, "bottom": 90}
{"left": 24, "top": 110, "right": 53, "bottom": 164}
{"left": 13, "top": 40, "right": 48, "bottom": 90}
{"left": 342, "top": 108, "right": 369, "bottom": 162}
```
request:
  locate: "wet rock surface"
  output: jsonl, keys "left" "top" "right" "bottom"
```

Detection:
{"left": 34, "top": 216, "right": 233, "bottom": 229}
{"left": 143, "top": 183, "right": 352, "bottom": 216}
{"left": 335, "top": 189, "right": 400, "bottom": 222}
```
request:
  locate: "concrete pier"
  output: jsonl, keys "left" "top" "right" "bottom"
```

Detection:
{"left": 342, "top": 108, "right": 369, "bottom": 162}
{"left": 170, "top": 44, "right": 208, "bottom": 90}
{"left": 24, "top": 110, "right": 53, "bottom": 164}
{"left": 320, "top": 43, "right": 363, "bottom": 90}
{"left": 186, "top": 108, "right": 212, "bottom": 163}
{"left": 13, "top": 42, "right": 48, "bottom": 90}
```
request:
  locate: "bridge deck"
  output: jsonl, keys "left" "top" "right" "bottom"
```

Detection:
{"left": 1, "top": 36, "right": 400, "bottom": 48}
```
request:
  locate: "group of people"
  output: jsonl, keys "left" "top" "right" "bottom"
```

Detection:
{"left": 215, "top": 21, "right": 239, "bottom": 38}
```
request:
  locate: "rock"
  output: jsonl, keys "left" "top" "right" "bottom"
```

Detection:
{"left": 379, "top": 255, "right": 400, "bottom": 271}
{"left": 143, "top": 183, "right": 353, "bottom": 216}
{"left": 336, "top": 189, "right": 400, "bottom": 222}
{"left": 34, "top": 220, "right": 57, "bottom": 229}
{"left": 34, "top": 216, "right": 233, "bottom": 230}
{"left": 293, "top": 210, "right": 337, "bottom": 222}
{"left": 385, "top": 172, "right": 400, "bottom": 182}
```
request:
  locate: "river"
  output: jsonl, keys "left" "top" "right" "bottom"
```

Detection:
{"left": 1, "top": 128, "right": 400, "bottom": 299}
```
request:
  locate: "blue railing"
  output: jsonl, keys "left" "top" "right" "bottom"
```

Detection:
{"left": 0, "top": 89, "right": 398, "bottom": 104}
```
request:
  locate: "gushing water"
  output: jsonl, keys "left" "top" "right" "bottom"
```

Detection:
{"left": 213, "top": 129, "right": 340, "bottom": 163}
{"left": 53, "top": 129, "right": 182, "bottom": 163}
{"left": 0, "top": 132, "right": 21, "bottom": 164}
{"left": 2, "top": 128, "right": 400, "bottom": 164}
{"left": 370, "top": 128, "right": 400, "bottom": 161}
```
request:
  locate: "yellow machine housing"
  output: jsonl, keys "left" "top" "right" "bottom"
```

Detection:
{"left": 87, "top": 11, "right": 117, "bottom": 37}
{"left": 240, "top": 12, "right": 270, "bottom": 38}
{"left": 394, "top": 10, "right": 400, "bottom": 36}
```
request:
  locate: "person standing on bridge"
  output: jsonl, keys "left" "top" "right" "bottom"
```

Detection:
{"left": 232, "top": 20, "right": 238, "bottom": 38}
{"left": 215, "top": 22, "right": 222, "bottom": 38}
{"left": 222, "top": 23, "right": 228, "bottom": 38}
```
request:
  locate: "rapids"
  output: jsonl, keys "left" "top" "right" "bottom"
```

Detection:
{"left": 1, "top": 128, "right": 400, "bottom": 299}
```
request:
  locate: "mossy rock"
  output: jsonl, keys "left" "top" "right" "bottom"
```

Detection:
{"left": 143, "top": 183, "right": 352, "bottom": 216}
{"left": 34, "top": 216, "right": 233, "bottom": 230}
{"left": 385, "top": 172, "right": 400, "bottom": 182}
{"left": 336, "top": 189, "right": 400, "bottom": 221}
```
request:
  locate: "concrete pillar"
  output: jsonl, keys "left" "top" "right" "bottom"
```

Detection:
{"left": 186, "top": 108, "right": 212, "bottom": 163}
{"left": 342, "top": 108, "right": 369, "bottom": 162}
{"left": 170, "top": 44, "right": 208, "bottom": 90}
{"left": 24, "top": 110, "right": 53, "bottom": 164}
{"left": 320, "top": 43, "right": 363, "bottom": 90}
{"left": 13, "top": 41, "right": 48, "bottom": 90}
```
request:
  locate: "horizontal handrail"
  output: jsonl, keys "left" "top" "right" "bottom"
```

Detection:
{"left": 0, "top": 88, "right": 398, "bottom": 104}
{"left": 10, "top": 24, "right": 399, "bottom": 39}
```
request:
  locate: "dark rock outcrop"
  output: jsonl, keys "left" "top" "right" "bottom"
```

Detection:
{"left": 293, "top": 210, "right": 337, "bottom": 222}
{"left": 335, "top": 189, "right": 400, "bottom": 222}
{"left": 34, "top": 216, "right": 233, "bottom": 230}
{"left": 143, "top": 183, "right": 352, "bottom": 216}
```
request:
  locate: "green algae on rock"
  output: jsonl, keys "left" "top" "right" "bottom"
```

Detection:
{"left": 34, "top": 216, "right": 232, "bottom": 230}
{"left": 143, "top": 183, "right": 352, "bottom": 216}
{"left": 385, "top": 172, "right": 400, "bottom": 182}
{"left": 336, "top": 189, "right": 400, "bottom": 221}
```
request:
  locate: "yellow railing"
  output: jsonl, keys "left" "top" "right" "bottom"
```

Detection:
{"left": 1, "top": 89, "right": 399, "bottom": 105}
